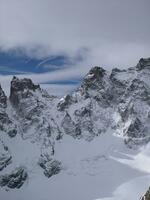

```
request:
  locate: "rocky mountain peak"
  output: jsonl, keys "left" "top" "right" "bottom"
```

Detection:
{"left": 10, "top": 76, "right": 40, "bottom": 92}
{"left": 10, "top": 76, "right": 40, "bottom": 106}
{"left": 136, "top": 57, "right": 150, "bottom": 70}
{"left": 140, "top": 187, "right": 150, "bottom": 200}
{"left": 83, "top": 66, "right": 106, "bottom": 86}
{"left": 86, "top": 66, "right": 106, "bottom": 80}
{"left": 79, "top": 66, "right": 107, "bottom": 98}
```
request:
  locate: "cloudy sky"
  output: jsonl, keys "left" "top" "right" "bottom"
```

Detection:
{"left": 0, "top": 0, "right": 150, "bottom": 95}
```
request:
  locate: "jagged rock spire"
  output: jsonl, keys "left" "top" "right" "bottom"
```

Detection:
{"left": 136, "top": 57, "right": 150, "bottom": 70}
{"left": 10, "top": 76, "right": 40, "bottom": 106}
{"left": 79, "top": 66, "right": 106, "bottom": 96}
{"left": 10, "top": 76, "right": 40, "bottom": 93}
{"left": 84, "top": 66, "right": 106, "bottom": 81}
{"left": 140, "top": 187, "right": 150, "bottom": 200}
{"left": 0, "top": 84, "right": 7, "bottom": 108}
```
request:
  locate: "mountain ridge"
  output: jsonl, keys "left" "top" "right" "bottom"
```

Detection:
{"left": 0, "top": 57, "right": 150, "bottom": 199}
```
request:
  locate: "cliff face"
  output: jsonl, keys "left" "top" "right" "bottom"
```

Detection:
{"left": 141, "top": 188, "right": 150, "bottom": 200}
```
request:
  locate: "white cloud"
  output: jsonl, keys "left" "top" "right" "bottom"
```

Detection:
{"left": 1, "top": 41, "right": 150, "bottom": 97}
{"left": 0, "top": 0, "right": 150, "bottom": 96}
{"left": 0, "top": 0, "right": 150, "bottom": 63}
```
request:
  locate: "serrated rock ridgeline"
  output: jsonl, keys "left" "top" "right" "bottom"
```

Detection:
{"left": 0, "top": 57, "right": 150, "bottom": 143}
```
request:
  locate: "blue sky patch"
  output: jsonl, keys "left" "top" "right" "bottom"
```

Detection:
{"left": 0, "top": 50, "right": 72, "bottom": 75}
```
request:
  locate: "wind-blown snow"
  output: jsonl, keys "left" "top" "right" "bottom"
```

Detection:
{"left": 96, "top": 142, "right": 150, "bottom": 200}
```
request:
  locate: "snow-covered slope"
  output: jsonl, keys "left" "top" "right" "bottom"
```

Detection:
{"left": 0, "top": 57, "right": 150, "bottom": 200}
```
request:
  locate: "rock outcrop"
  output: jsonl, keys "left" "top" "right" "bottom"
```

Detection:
{"left": 0, "top": 167, "right": 28, "bottom": 189}
{"left": 10, "top": 76, "right": 40, "bottom": 107}
{"left": 140, "top": 187, "right": 150, "bottom": 200}
{"left": 38, "top": 154, "right": 62, "bottom": 178}
{"left": 0, "top": 143, "right": 12, "bottom": 171}
{"left": 0, "top": 84, "right": 17, "bottom": 137}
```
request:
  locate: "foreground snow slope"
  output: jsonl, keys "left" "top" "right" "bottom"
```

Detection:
{"left": 0, "top": 132, "right": 149, "bottom": 200}
{"left": 0, "top": 57, "right": 150, "bottom": 200}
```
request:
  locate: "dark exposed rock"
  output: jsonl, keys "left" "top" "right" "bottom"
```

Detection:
{"left": 38, "top": 154, "right": 61, "bottom": 178}
{"left": 0, "top": 84, "right": 7, "bottom": 108}
{"left": 62, "top": 112, "right": 81, "bottom": 138}
{"left": 57, "top": 94, "right": 75, "bottom": 111}
{"left": 81, "top": 66, "right": 106, "bottom": 91}
{"left": 110, "top": 68, "right": 126, "bottom": 82}
{"left": 74, "top": 107, "right": 91, "bottom": 117}
{"left": 0, "top": 142, "right": 12, "bottom": 171}
{"left": 10, "top": 76, "right": 40, "bottom": 106}
{"left": 118, "top": 102, "right": 135, "bottom": 121}
{"left": 11, "top": 76, "right": 40, "bottom": 92}
{"left": 0, "top": 155, "right": 12, "bottom": 171}
{"left": 0, "top": 85, "right": 17, "bottom": 136}
{"left": 110, "top": 68, "right": 128, "bottom": 98}
{"left": 86, "top": 66, "right": 106, "bottom": 80}
{"left": 0, "top": 113, "right": 11, "bottom": 125}
{"left": 125, "top": 118, "right": 144, "bottom": 138}
{"left": 7, "top": 129, "right": 17, "bottom": 137}
{"left": 125, "top": 79, "right": 150, "bottom": 102}
{"left": 124, "top": 136, "right": 150, "bottom": 148}
{"left": 136, "top": 58, "right": 150, "bottom": 71}
{"left": 140, "top": 187, "right": 150, "bottom": 200}
{"left": 8, "top": 77, "right": 44, "bottom": 132}
{"left": 77, "top": 66, "right": 115, "bottom": 108}
{"left": 0, "top": 111, "right": 17, "bottom": 137}
{"left": 0, "top": 167, "right": 28, "bottom": 189}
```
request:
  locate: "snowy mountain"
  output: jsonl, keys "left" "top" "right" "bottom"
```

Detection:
{"left": 0, "top": 57, "right": 150, "bottom": 200}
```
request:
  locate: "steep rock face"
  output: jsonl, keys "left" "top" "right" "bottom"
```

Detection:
{"left": 57, "top": 94, "right": 76, "bottom": 111}
{"left": 113, "top": 59, "right": 150, "bottom": 145}
{"left": 57, "top": 58, "right": 150, "bottom": 144}
{"left": 10, "top": 76, "right": 40, "bottom": 107}
{"left": 0, "top": 85, "right": 8, "bottom": 131}
{"left": 38, "top": 154, "right": 62, "bottom": 178}
{"left": 0, "top": 85, "right": 17, "bottom": 137}
{"left": 61, "top": 112, "right": 81, "bottom": 138}
{"left": 136, "top": 57, "right": 150, "bottom": 71}
{"left": 57, "top": 67, "right": 114, "bottom": 140}
{"left": 0, "top": 84, "right": 7, "bottom": 108}
{"left": 9, "top": 76, "right": 61, "bottom": 145}
{"left": 0, "top": 142, "right": 12, "bottom": 171}
{"left": 78, "top": 66, "right": 111, "bottom": 105}
{"left": 140, "top": 187, "right": 150, "bottom": 200}
{"left": 80, "top": 66, "right": 106, "bottom": 93}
